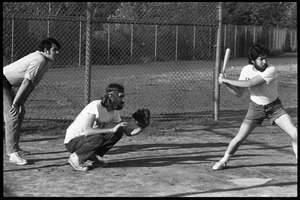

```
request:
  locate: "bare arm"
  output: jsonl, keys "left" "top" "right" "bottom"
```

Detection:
{"left": 219, "top": 74, "right": 266, "bottom": 97}
{"left": 223, "top": 82, "right": 245, "bottom": 97}
{"left": 83, "top": 113, "right": 128, "bottom": 136}
{"left": 10, "top": 78, "right": 35, "bottom": 116}
{"left": 119, "top": 126, "right": 145, "bottom": 137}
{"left": 220, "top": 74, "right": 265, "bottom": 88}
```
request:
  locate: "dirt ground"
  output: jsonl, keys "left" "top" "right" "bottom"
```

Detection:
{"left": 3, "top": 106, "right": 297, "bottom": 197}
{"left": 3, "top": 53, "right": 298, "bottom": 197}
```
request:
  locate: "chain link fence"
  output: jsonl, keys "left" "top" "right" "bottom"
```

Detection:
{"left": 3, "top": 2, "right": 297, "bottom": 121}
{"left": 3, "top": 2, "right": 219, "bottom": 120}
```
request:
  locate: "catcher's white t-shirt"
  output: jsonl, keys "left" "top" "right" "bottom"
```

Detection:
{"left": 238, "top": 64, "right": 278, "bottom": 105}
{"left": 64, "top": 100, "right": 121, "bottom": 144}
{"left": 3, "top": 51, "right": 51, "bottom": 87}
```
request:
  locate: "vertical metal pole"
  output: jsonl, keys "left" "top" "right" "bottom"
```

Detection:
{"left": 295, "top": 30, "right": 297, "bottom": 50}
{"left": 273, "top": 28, "right": 276, "bottom": 52}
{"left": 268, "top": 28, "right": 271, "bottom": 51}
{"left": 276, "top": 28, "right": 278, "bottom": 50}
{"left": 283, "top": 30, "right": 285, "bottom": 51}
{"left": 276, "top": 29, "right": 279, "bottom": 50}
{"left": 280, "top": 30, "right": 282, "bottom": 51}
{"left": 223, "top": 25, "right": 226, "bottom": 48}
{"left": 280, "top": 30, "right": 282, "bottom": 50}
{"left": 84, "top": 2, "right": 92, "bottom": 105}
{"left": 131, "top": 24, "right": 133, "bottom": 63}
{"left": 234, "top": 25, "right": 237, "bottom": 58}
{"left": 47, "top": 2, "right": 50, "bottom": 37}
{"left": 278, "top": 29, "right": 280, "bottom": 50}
{"left": 155, "top": 25, "right": 157, "bottom": 62}
{"left": 209, "top": 26, "right": 211, "bottom": 58}
{"left": 253, "top": 26, "right": 256, "bottom": 44}
{"left": 214, "top": 2, "right": 223, "bottom": 121}
{"left": 245, "top": 26, "right": 247, "bottom": 57}
{"left": 108, "top": 23, "right": 110, "bottom": 64}
{"left": 294, "top": 30, "right": 296, "bottom": 48}
{"left": 279, "top": 30, "right": 281, "bottom": 51}
{"left": 260, "top": 26, "right": 262, "bottom": 44}
{"left": 282, "top": 30, "right": 285, "bottom": 51}
{"left": 11, "top": 17, "right": 14, "bottom": 63}
{"left": 79, "top": 21, "right": 82, "bottom": 66}
{"left": 175, "top": 26, "right": 178, "bottom": 61}
{"left": 284, "top": 30, "right": 286, "bottom": 50}
{"left": 279, "top": 29, "right": 281, "bottom": 50}
{"left": 290, "top": 30, "right": 293, "bottom": 49}
{"left": 193, "top": 25, "right": 196, "bottom": 60}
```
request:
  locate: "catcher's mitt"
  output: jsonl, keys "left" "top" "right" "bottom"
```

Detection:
{"left": 132, "top": 108, "right": 150, "bottom": 128}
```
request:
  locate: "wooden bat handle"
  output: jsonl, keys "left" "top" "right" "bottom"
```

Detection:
{"left": 222, "top": 48, "right": 231, "bottom": 74}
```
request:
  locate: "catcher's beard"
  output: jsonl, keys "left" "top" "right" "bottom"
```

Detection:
{"left": 105, "top": 92, "right": 124, "bottom": 110}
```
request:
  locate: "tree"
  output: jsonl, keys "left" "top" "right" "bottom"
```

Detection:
{"left": 281, "top": 2, "right": 297, "bottom": 28}
{"left": 223, "top": 2, "right": 297, "bottom": 28}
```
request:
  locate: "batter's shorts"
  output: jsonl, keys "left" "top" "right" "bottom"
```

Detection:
{"left": 245, "top": 98, "right": 287, "bottom": 125}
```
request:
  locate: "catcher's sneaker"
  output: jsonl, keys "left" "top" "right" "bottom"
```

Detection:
{"left": 212, "top": 161, "right": 226, "bottom": 170}
{"left": 68, "top": 153, "right": 88, "bottom": 171}
{"left": 9, "top": 152, "right": 28, "bottom": 165}
{"left": 85, "top": 154, "right": 107, "bottom": 167}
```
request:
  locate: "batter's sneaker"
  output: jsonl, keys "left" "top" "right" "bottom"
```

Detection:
{"left": 9, "top": 152, "right": 28, "bottom": 165}
{"left": 68, "top": 153, "right": 88, "bottom": 172}
{"left": 212, "top": 161, "right": 226, "bottom": 170}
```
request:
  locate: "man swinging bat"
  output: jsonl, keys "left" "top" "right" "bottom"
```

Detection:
{"left": 213, "top": 44, "right": 298, "bottom": 170}
{"left": 64, "top": 83, "right": 150, "bottom": 171}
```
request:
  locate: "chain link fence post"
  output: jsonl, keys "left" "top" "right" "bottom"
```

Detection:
{"left": 84, "top": 2, "right": 92, "bottom": 106}
{"left": 214, "top": 2, "right": 223, "bottom": 121}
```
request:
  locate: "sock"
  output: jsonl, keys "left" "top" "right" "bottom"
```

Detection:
{"left": 220, "top": 153, "right": 232, "bottom": 164}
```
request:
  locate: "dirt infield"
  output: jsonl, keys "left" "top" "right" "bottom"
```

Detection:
{"left": 3, "top": 53, "right": 298, "bottom": 197}
{"left": 3, "top": 106, "right": 297, "bottom": 197}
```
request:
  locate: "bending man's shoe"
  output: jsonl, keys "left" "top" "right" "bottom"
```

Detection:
{"left": 9, "top": 152, "right": 28, "bottom": 165}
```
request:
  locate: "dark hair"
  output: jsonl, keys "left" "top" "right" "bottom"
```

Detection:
{"left": 101, "top": 83, "right": 125, "bottom": 108}
{"left": 248, "top": 44, "right": 269, "bottom": 64}
{"left": 106, "top": 83, "right": 124, "bottom": 93}
{"left": 37, "top": 38, "right": 61, "bottom": 51}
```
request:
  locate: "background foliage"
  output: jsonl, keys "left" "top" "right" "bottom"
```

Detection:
{"left": 223, "top": 2, "right": 297, "bottom": 28}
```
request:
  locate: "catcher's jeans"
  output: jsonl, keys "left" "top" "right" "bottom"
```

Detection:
{"left": 3, "top": 81, "right": 26, "bottom": 155}
{"left": 65, "top": 129, "right": 124, "bottom": 163}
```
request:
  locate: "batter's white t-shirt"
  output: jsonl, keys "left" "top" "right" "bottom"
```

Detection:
{"left": 3, "top": 51, "right": 51, "bottom": 87}
{"left": 64, "top": 100, "right": 121, "bottom": 144}
{"left": 238, "top": 64, "right": 278, "bottom": 105}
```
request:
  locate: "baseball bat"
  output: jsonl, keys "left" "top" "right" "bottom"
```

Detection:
{"left": 221, "top": 48, "right": 231, "bottom": 74}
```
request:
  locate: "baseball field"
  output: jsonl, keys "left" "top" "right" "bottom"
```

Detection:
{"left": 3, "top": 53, "right": 297, "bottom": 197}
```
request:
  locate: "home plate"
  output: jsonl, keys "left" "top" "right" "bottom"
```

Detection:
{"left": 175, "top": 125, "right": 209, "bottom": 131}
{"left": 227, "top": 178, "right": 272, "bottom": 187}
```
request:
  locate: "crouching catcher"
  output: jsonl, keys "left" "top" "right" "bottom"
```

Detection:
{"left": 64, "top": 83, "right": 150, "bottom": 171}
